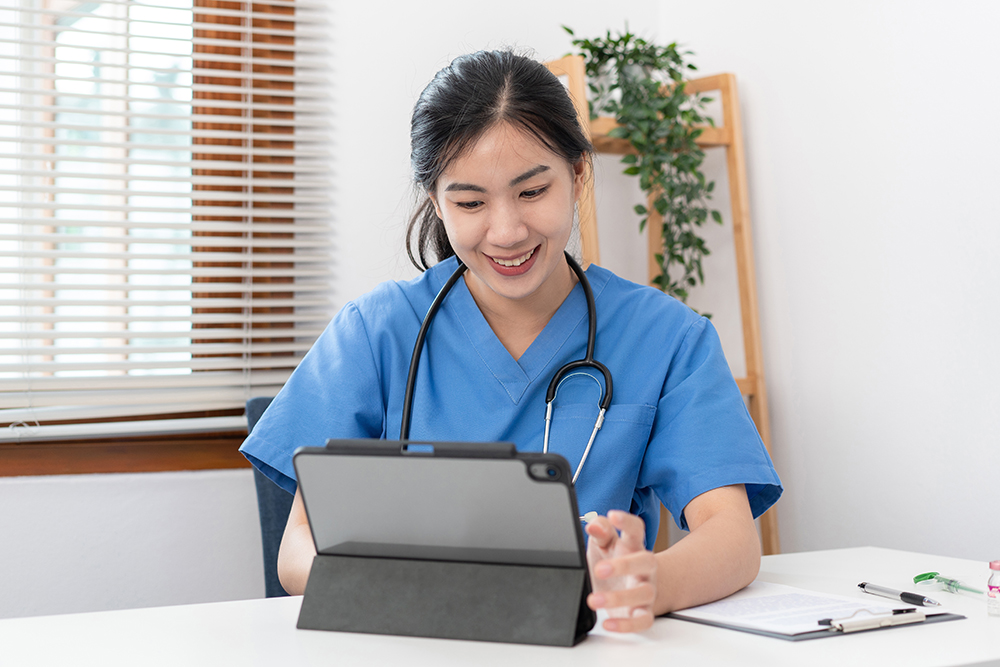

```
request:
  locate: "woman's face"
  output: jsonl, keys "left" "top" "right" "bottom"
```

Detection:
{"left": 430, "top": 123, "right": 585, "bottom": 314}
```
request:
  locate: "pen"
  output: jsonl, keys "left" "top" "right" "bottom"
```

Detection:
{"left": 858, "top": 582, "right": 941, "bottom": 607}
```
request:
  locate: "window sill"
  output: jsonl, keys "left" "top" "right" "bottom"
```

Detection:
{"left": 0, "top": 431, "right": 250, "bottom": 477}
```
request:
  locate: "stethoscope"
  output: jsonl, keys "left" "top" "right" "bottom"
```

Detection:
{"left": 399, "top": 251, "right": 613, "bottom": 487}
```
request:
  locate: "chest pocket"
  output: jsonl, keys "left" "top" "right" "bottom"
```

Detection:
{"left": 545, "top": 401, "right": 656, "bottom": 489}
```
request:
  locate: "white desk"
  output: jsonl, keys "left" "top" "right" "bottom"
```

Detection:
{"left": 2, "top": 547, "right": 998, "bottom": 667}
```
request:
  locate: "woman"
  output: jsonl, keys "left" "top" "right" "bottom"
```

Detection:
{"left": 241, "top": 50, "right": 781, "bottom": 633}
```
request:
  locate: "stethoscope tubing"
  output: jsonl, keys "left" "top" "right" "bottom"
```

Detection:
{"left": 399, "top": 252, "right": 612, "bottom": 485}
{"left": 399, "top": 262, "right": 467, "bottom": 441}
{"left": 546, "top": 254, "right": 612, "bottom": 412}
{"left": 542, "top": 374, "right": 604, "bottom": 484}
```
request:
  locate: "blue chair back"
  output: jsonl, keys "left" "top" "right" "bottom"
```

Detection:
{"left": 246, "top": 396, "right": 293, "bottom": 598}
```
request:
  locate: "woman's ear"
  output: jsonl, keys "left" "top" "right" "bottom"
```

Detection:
{"left": 428, "top": 192, "right": 444, "bottom": 220}
{"left": 572, "top": 156, "right": 587, "bottom": 201}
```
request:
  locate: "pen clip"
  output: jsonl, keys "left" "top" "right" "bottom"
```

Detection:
{"left": 819, "top": 608, "right": 926, "bottom": 633}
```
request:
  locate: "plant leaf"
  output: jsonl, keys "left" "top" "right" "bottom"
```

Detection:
{"left": 570, "top": 27, "right": 715, "bottom": 300}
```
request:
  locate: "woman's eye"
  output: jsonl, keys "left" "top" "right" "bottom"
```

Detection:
{"left": 521, "top": 186, "right": 548, "bottom": 199}
{"left": 455, "top": 200, "right": 483, "bottom": 210}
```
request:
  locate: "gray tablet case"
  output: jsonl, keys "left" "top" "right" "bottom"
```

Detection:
{"left": 293, "top": 440, "right": 596, "bottom": 647}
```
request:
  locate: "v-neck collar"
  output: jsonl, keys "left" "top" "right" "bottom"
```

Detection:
{"left": 434, "top": 258, "right": 609, "bottom": 405}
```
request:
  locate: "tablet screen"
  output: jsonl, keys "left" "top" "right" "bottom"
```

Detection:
{"left": 294, "top": 444, "right": 585, "bottom": 568}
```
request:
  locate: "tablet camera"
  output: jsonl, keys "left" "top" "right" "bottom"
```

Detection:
{"left": 528, "top": 462, "right": 562, "bottom": 481}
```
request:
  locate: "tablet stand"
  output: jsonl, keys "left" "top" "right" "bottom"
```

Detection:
{"left": 297, "top": 553, "right": 595, "bottom": 646}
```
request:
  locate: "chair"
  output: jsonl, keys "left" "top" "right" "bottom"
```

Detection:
{"left": 246, "top": 396, "right": 294, "bottom": 598}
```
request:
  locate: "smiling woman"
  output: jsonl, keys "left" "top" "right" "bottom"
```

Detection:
{"left": 240, "top": 49, "right": 782, "bottom": 634}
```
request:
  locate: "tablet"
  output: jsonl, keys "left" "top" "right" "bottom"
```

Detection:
{"left": 293, "top": 439, "right": 587, "bottom": 568}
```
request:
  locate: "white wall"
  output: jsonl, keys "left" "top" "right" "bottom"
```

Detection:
{"left": 652, "top": 0, "right": 1000, "bottom": 561}
{"left": 6, "top": 0, "right": 997, "bottom": 621}
{"left": 0, "top": 470, "right": 263, "bottom": 619}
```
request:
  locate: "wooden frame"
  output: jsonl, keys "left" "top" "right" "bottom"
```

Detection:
{"left": 0, "top": 432, "right": 248, "bottom": 477}
{"left": 548, "top": 58, "right": 780, "bottom": 555}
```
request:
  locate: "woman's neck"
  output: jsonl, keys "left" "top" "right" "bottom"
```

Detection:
{"left": 465, "top": 260, "right": 577, "bottom": 361}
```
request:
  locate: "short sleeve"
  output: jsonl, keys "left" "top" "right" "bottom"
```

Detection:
{"left": 637, "top": 317, "right": 782, "bottom": 530}
{"left": 239, "top": 302, "right": 385, "bottom": 494}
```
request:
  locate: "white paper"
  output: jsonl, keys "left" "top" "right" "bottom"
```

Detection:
{"left": 670, "top": 582, "right": 928, "bottom": 635}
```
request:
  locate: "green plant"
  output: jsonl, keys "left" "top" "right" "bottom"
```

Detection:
{"left": 565, "top": 26, "right": 722, "bottom": 303}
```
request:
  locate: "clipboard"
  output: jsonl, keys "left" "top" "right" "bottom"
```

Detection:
{"left": 671, "top": 609, "right": 966, "bottom": 641}
{"left": 666, "top": 581, "right": 966, "bottom": 641}
{"left": 292, "top": 439, "right": 596, "bottom": 647}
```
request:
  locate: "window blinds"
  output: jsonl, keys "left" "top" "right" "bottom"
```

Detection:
{"left": 0, "top": 0, "right": 332, "bottom": 441}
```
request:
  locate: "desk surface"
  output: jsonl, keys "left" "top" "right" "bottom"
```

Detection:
{"left": 3, "top": 547, "right": 998, "bottom": 667}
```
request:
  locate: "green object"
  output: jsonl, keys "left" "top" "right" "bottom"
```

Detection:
{"left": 913, "top": 571, "right": 986, "bottom": 595}
{"left": 564, "top": 26, "right": 721, "bottom": 306}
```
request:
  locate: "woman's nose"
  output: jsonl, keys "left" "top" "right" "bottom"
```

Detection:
{"left": 486, "top": 201, "right": 529, "bottom": 247}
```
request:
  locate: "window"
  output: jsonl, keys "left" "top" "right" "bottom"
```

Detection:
{"left": 0, "top": 0, "right": 330, "bottom": 456}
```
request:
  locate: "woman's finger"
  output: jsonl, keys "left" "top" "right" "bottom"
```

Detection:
{"left": 591, "top": 548, "right": 657, "bottom": 580}
{"left": 602, "top": 609, "right": 654, "bottom": 633}
{"left": 608, "top": 510, "right": 646, "bottom": 553}
{"left": 587, "top": 581, "right": 656, "bottom": 611}
{"left": 584, "top": 516, "right": 617, "bottom": 551}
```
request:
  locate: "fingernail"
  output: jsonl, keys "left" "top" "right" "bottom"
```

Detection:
{"left": 590, "top": 593, "right": 605, "bottom": 607}
{"left": 596, "top": 562, "right": 612, "bottom": 577}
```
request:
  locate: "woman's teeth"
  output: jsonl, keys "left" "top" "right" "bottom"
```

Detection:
{"left": 491, "top": 248, "right": 535, "bottom": 267}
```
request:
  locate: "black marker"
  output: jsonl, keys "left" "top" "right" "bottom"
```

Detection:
{"left": 858, "top": 582, "right": 941, "bottom": 607}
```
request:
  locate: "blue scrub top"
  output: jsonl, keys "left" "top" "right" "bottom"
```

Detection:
{"left": 241, "top": 256, "right": 782, "bottom": 548}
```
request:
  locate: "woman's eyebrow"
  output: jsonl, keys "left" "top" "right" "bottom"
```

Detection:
{"left": 509, "top": 165, "right": 549, "bottom": 187}
{"left": 442, "top": 165, "right": 550, "bottom": 193}
{"left": 443, "top": 182, "right": 486, "bottom": 193}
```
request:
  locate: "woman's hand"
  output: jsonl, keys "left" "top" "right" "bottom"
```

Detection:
{"left": 585, "top": 510, "right": 657, "bottom": 633}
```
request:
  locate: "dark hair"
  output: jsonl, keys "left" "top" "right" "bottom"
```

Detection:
{"left": 406, "top": 50, "right": 593, "bottom": 270}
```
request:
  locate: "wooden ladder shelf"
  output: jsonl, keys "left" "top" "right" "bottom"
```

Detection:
{"left": 547, "top": 57, "right": 780, "bottom": 555}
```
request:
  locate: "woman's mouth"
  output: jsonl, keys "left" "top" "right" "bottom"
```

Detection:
{"left": 487, "top": 246, "right": 539, "bottom": 276}
{"left": 490, "top": 247, "right": 536, "bottom": 267}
